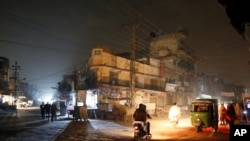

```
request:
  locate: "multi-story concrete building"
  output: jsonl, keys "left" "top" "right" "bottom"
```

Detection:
{"left": 66, "top": 31, "right": 245, "bottom": 117}
{"left": 81, "top": 46, "right": 164, "bottom": 114}
{"left": 0, "top": 57, "right": 12, "bottom": 104}
{"left": 76, "top": 31, "right": 199, "bottom": 115}
{"left": 0, "top": 57, "right": 10, "bottom": 94}
{"left": 149, "top": 31, "right": 196, "bottom": 106}
{"left": 0, "top": 58, "right": 27, "bottom": 106}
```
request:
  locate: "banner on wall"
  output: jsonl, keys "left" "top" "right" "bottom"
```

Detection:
{"left": 220, "top": 92, "right": 234, "bottom": 97}
{"left": 78, "top": 90, "right": 86, "bottom": 103}
{"left": 165, "top": 83, "right": 176, "bottom": 92}
{"left": 99, "top": 85, "right": 130, "bottom": 99}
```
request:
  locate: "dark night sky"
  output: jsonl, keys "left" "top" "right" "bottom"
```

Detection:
{"left": 1, "top": 0, "right": 250, "bottom": 95}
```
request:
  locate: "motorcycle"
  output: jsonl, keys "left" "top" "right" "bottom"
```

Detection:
{"left": 133, "top": 121, "right": 151, "bottom": 140}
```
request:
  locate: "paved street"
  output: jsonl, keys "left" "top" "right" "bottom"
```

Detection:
{"left": 0, "top": 118, "right": 230, "bottom": 141}
{"left": 54, "top": 120, "right": 132, "bottom": 141}
{"left": 0, "top": 119, "right": 71, "bottom": 141}
{"left": 54, "top": 117, "right": 230, "bottom": 141}
{"left": 1, "top": 107, "right": 230, "bottom": 141}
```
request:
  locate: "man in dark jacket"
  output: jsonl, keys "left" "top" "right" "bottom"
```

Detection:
{"left": 40, "top": 102, "right": 46, "bottom": 119}
{"left": 45, "top": 102, "right": 51, "bottom": 119}
{"left": 133, "top": 104, "right": 152, "bottom": 135}
{"left": 51, "top": 102, "right": 57, "bottom": 122}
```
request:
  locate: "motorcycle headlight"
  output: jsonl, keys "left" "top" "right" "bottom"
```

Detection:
{"left": 196, "top": 118, "right": 201, "bottom": 122}
{"left": 243, "top": 110, "right": 247, "bottom": 115}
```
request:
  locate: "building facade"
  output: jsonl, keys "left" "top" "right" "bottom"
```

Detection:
{"left": 149, "top": 32, "right": 196, "bottom": 106}
{"left": 0, "top": 57, "right": 10, "bottom": 95}
{"left": 84, "top": 46, "right": 165, "bottom": 113}
{"left": 0, "top": 57, "right": 12, "bottom": 105}
{"left": 79, "top": 35, "right": 197, "bottom": 114}
{"left": 76, "top": 32, "right": 244, "bottom": 115}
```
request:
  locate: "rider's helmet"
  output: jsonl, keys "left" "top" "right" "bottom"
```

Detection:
{"left": 139, "top": 103, "right": 147, "bottom": 111}
{"left": 139, "top": 103, "right": 144, "bottom": 109}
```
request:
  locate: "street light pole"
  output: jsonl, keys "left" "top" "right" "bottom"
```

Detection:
{"left": 74, "top": 67, "right": 79, "bottom": 107}
{"left": 19, "top": 78, "right": 26, "bottom": 97}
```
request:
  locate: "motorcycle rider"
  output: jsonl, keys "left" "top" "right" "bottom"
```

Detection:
{"left": 133, "top": 103, "right": 152, "bottom": 135}
{"left": 168, "top": 102, "right": 181, "bottom": 123}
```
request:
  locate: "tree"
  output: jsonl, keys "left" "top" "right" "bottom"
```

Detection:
{"left": 57, "top": 80, "right": 72, "bottom": 98}
{"left": 218, "top": 0, "right": 250, "bottom": 40}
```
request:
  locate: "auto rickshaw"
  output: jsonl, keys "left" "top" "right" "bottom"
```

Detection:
{"left": 190, "top": 99, "right": 219, "bottom": 132}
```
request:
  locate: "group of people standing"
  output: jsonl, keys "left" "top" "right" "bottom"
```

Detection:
{"left": 40, "top": 102, "right": 57, "bottom": 122}
{"left": 219, "top": 102, "right": 244, "bottom": 126}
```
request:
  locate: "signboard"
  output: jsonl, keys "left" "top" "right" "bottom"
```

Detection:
{"left": 77, "top": 90, "right": 86, "bottom": 103}
{"left": 242, "top": 93, "right": 250, "bottom": 97}
{"left": 220, "top": 92, "right": 234, "bottom": 97}
{"left": 165, "top": 83, "right": 176, "bottom": 92}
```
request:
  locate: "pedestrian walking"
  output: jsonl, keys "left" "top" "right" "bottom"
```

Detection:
{"left": 51, "top": 102, "right": 57, "bottom": 122}
{"left": 219, "top": 103, "right": 226, "bottom": 125}
{"left": 40, "top": 102, "right": 46, "bottom": 119}
{"left": 168, "top": 102, "right": 181, "bottom": 122}
{"left": 225, "top": 103, "right": 236, "bottom": 127}
{"left": 234, "top": 102, "right": 243, "bottom": 124}
{"left": 45, "top": 102, "right": 51, "bottom": 119}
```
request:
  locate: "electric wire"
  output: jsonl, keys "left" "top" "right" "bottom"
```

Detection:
{"left": 0, "top": 9, "right": 78, "bottom": 46}
{"left": 0, "top": 0, "right": 165, "bottom": 87}
{"left": 3, "top": 0, "right": 248, "bottom": 87}
{"left": 1, "top": 0, "right": 156, "bottom": 58}
{"left": 0, "top": 39, "right": 80, "bottom": 54}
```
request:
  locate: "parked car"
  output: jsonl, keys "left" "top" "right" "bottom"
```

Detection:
{"left": 19, "top": 101, "right": 29, "bottom": 107}
{"left": 17, "top": 99, "right": 29, "bottom": 107}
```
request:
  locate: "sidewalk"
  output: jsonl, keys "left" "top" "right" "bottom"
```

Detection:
{"left": 1, "top": 118, "right": 134, "bottom": 141}
{"left": 0, "top": 109, "right": 190, "bottom": 141}
{"left": 0, "top": 118, "right": 71, "bottom": 141}
{"left": 53, "top": 119, "right": 133, "bottom": 141}
{"left": 1, "top": 116, "right": 169, "bottom": 141}
{"left": 0, "top": 107, "right": 17, "bottom": 115}
{"left": 0, "top": 107, "right": 133, "bottom": 141}
{"left": 53, "top": 115, "right": 191, "bottom": 141}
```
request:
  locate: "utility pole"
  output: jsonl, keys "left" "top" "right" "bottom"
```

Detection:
{"left": 74, "top": 67, "right": 79, "bottom": 107}
{"left": 122, "top": 18, "right": 141, "bottom": 107}
{"left": 11, "top": 61, "right": 21, "bottom": 105}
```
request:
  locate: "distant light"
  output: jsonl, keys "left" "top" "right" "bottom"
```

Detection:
{"left": 196, "top": 94, "right": 212, "bottom": 99}
{"left": 87, "top": 90, "right": 93, "bottom": 94}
